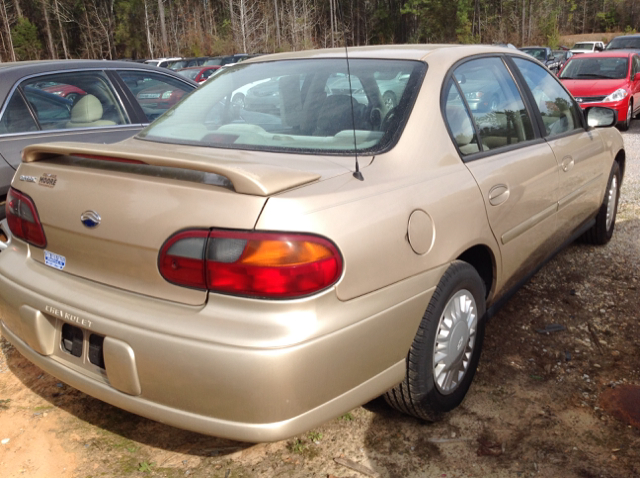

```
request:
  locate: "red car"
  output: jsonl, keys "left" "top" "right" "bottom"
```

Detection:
{"left": 176, "top": 66, "right": 221, "bottom": 84}
{"left": 559, "top": 51, "right": 640, "bottom": 130}
{"left": 38, "top": 82, "right": 86, "bottom": 102}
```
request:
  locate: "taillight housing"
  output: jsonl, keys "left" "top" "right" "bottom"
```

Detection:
{"left": 5, "top": 187, "right": 47, "bottom": 248}
{"left": 158, "top": 229, "right": 343, "bottom": 299}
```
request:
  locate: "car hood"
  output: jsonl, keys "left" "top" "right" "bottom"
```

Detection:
{"left": 22, "top": 137, "right": 370, "bottom": 197}
{"left": 561, "top": 79, "right": 628, "bottom": 97}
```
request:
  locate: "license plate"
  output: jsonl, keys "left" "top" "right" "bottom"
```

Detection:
{"left": 44, "top": 250, "right": 66, "bottom": 270}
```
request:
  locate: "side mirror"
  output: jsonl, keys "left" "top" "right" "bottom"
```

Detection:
{"left": 457, "top": 73, "right": 466, "bottom": 85}
{"left": 586, "top": 107, "right": 617, "bottom": 128}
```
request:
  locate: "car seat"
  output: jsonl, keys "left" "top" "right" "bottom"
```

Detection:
{"left": 65, "top": 94, "right": 116, "bottom": 128}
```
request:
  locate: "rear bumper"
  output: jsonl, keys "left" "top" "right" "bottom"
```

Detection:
{"left": 0, "top": 230, "right": 440, "bottom": 442}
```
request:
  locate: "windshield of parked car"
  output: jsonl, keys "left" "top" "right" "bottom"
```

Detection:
{"left": 605, "top": 37, "right": 640, "bottom": 50}
{"left": 177, "top": 69, "right": 200, "bottom": 80}
{"left": 521, "top": 48, "right": 546, "bottom": 61}
{"left": 560, "top": 57, "right": 629, "bottom": 80}
{"left": 572, "top": 43, "right": 594, "bottom": 50}
{"left": 137, "top": 59, "right": 426, "bottom": 154}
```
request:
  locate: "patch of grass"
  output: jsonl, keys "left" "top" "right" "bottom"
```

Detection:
{"left": 138, "top": 461, "right": 154, "bottom": 473}
{"left": 288, "top": 438, "right": 307, "bottom": 454}
{"left": 308, "top": 431, "right": 323, "bottom": 442}
{"left": 0, "top": 399, "right": 10, "bottom": 410}
{"left": 33, "top": 405, "right": 54, "bottom": 411}
{"left": 339, "top": 412, "right": 354, "bottom": 421}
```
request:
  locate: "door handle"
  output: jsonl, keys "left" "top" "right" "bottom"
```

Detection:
{"left": 561, "top": 156, "right": 574, "bottom": 172}
{"left": 488, "top": 184, "right": 510, "bottom": 206}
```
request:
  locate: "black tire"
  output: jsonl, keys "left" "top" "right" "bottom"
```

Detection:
{"left": 581, "top": 161, "right": 621, "bottom": 245}
{"left": 385, "top": 260, "right": 486, "bottom": 421}
{"left": 618, "top": 101, "right": 632, "bottom": 131}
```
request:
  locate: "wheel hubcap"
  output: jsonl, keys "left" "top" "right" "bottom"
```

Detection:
{"left": 628, "top": 104, "right": 632, "bottom": 123}
{"left": 606, "top": 175, "right": 618, "bottom": 231}
{"left": 433, "top": 290, "right": 478, "bottom": 395}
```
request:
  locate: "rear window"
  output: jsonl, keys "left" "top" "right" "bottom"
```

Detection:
{"left": 137, "top": 59, "right": 426, "bottom": 155}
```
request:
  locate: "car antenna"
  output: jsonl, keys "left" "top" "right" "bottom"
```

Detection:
{"left": 339, "top": 0, "right": 364, "bottom": 181}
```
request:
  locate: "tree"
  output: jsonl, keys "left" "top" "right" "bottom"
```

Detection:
{"left": 12, "top": 17, "right": 41, "bottom": 59}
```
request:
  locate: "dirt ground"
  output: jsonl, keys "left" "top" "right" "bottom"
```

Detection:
{"left": 1, "top": 126, "right": 640, "bottom": 478}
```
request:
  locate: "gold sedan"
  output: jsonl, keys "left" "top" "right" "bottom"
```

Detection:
{"left": 0, "top": 45, "right": 624, "bottom": 442}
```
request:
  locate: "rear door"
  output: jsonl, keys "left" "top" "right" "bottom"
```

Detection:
{"left": 511, "top": 57, "right": 609, "bottom": 239}
{"left": 444, "top": 56, "right": 560, "bottom": 290}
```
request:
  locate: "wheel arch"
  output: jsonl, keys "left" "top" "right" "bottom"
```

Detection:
{"left": 456, "top": 244, "right": 495, "bottom": 301}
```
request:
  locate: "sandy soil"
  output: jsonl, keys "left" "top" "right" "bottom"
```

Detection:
{"left": 1, "top": 126, "right": 640, "bottom": 477}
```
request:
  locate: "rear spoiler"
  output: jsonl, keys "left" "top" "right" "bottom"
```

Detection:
{"left": 22, "top": 140, "right": 321, "bottom": 197}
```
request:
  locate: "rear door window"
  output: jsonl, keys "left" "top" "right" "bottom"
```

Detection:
{"left": 116, "top": 70, "right": 195, "bottom": 122}
{"left": 453, "top": 57, "right": 535, "bottom": 151}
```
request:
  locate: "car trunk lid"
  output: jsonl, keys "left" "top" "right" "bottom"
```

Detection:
{"left": 14, "top": 140, "right": 363, "bottom": 305}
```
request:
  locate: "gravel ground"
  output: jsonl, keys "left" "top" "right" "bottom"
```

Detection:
{"left": 0, "top": 123, "right": 639, "bottom": 477}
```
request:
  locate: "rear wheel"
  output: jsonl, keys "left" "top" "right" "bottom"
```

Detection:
{"left": 385, "top": 260, "right": 486, "bottom": 421}
{"left": 581, "top": 161, "right": 621, "bottom": 245}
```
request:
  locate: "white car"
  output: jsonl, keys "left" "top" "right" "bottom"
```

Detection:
{"left": 570, "top": 41, "right": 605, "bottom": 55}
{"left": 144, "top": 57, "right": 183, "bottom": 69}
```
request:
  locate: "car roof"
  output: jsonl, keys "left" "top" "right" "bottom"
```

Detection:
{"left": 0, "top": 60, "right": 197, "bottom": 99}
{"left": 240, "top": 44, "right": 526, "bottom": 64}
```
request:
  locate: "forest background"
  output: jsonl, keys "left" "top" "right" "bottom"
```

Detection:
{"left": 0, "top": 0, "right": 639, "bottom": 62}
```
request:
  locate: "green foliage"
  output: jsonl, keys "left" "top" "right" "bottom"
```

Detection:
{"left": 339, "top": 412, "right": 353, "bottom": 421}
{"left": 138, "top": 461, "right": 154, "bottom": 472}
{"left": 288, "top": 438, "right": 307, "bottom": 454}
{"left": 308, "top": 431, "right": 323, "bottom": 442}
{"left": 625, "top": 25, "right": 637, "bottom": 35}
{"left": 455, "top": 0, "right": 474, "bottom": 44}
{"left": 12, "top": 18, "right": 42, "bottom": 60}
{"left": 114, "top": 0, "right": 147, "bottom": 58}
{"left": 0, "top": 399, "right": 10, "bottom": 411}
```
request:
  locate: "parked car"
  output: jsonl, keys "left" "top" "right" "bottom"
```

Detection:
{"left": 167, "top": 57, "right": 211, "bottom": 71}
{"left": 570, "top": 41, "right": 605, "bottom": 54}
{"left": 604, "top": 34, "right": 640, "bottom": 53}
{"left": 177, "top": 66, "right": 221, "bottom": 84}
{"left": 519, "top": 46, "right": 562, "bottom": 74}
{"left": 0, "top": 45, "right": 624, "bottom": 443}
{"left": 144, "top": 57, "right": 183, "bottom": 69}
{"left": 552, "top": 49, "right": 574, "bottom": 70}
{"left": 559, "top": 50, "right": 640, "bottom": 130}
{"left": 0, "top": 60, "right": 197, "bottom": 218}
{"left": 204, "top": 53, "right": 256, "bottom": 66}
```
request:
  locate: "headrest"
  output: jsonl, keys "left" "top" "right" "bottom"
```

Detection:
{"left": 70, "top": 94, "right": 103, "bottom": 123}
{"left": 315, "top": 95, "right": 354, "bottom": 136}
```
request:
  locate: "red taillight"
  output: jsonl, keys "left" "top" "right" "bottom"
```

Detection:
{"left": 158, "top": 229, "right": 343, "bottom": 298}
{"left": 5, "top": 187, "right": 47, "bottom": 248}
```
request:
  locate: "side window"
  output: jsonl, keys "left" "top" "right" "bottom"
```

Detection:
{"left": 443, "top": 79, "right": 480, "bottom": 155}
{"left": 117, "top": 70, "right": 194, "bottom": 122}
{"left": 513, "top": 57, "right": 582, "bottom": 137}
{"left": 634, "top": 56, "right": 640, "bottom": 78}
{"left": 453, "top": 57, "right": 535, "bottom": 151}
{"left": 0, "top": 92, "right": 38, "bottom": 134}
{"left": 22, "top": 72, "right": 129, "bottom": 130}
